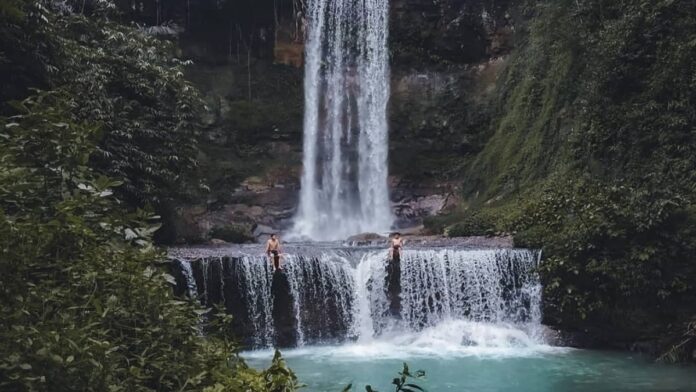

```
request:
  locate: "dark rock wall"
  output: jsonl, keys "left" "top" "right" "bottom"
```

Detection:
{"left": 391, "top": 0, "right": 515, "bottom": 68}
{"left": 157, "top": 0, "right": 523, "bottom": 243}
{"left": 389, "top": 0, "right": 517, "bottom": 183}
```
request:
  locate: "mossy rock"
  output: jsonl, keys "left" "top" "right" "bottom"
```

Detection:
{"left": 209, "top": 224, "right": 254, "bottom": 244}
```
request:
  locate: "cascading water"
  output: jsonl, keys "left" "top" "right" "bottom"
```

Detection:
{"left": 228, "top": 256, "right": 276, "bottom": 346}
{"left": 282, "top": 252, "right": 357, "bottom": 344}
{"left": 292, "top": 0, "right": 393, "bottom": 241}
{"left": 399, "top": 250, "right": 542, "bottom": 330}
{"left": 173, "top": 247, "right": 546, "bottom": 350}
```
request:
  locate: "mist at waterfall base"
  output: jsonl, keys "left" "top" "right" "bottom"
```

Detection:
{"left": 292, "top": 0, "right": 393, "bottom": 241}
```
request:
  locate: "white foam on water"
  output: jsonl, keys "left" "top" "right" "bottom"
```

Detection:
{"left": 243, "top": 319, "right": 566, "bottom": 361}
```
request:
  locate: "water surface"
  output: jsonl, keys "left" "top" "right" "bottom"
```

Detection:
{"left": 245, "top": 345, "right": 696, "bottom": 392}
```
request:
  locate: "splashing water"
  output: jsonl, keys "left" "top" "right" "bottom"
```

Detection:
{"left": 175, "top": 248, "right": 548, "bottom": 353}
{"left": 292, "top": 0, "right": 393, "bottom": 241}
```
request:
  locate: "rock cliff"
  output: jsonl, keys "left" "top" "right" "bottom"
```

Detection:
{"left": 160, "top": 0, "right": 520, "bottom": 243}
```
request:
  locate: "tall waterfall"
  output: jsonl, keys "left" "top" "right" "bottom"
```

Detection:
{"left": 293, "top": 0, "right": 393, "bottom": 241}
{"left": 172, "top": 248, "right": 545, "bottom": 349}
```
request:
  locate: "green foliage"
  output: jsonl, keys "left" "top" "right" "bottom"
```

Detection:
{"left": 423, "top": 214, "right": 461, "bottom": 235}
{"left": 1, "top": 0, "right": 205, "bottom": 207}
{"left": 0, "top": 0, "right": 24, "bottom": 21}
{"left": 471, "top": 0, "right": 696, "bottom": 199}
{"left": 204, "top": 350, "right": 304, "bottom": 392}
{"left": 463, "top": 1, "right": 579, "bottom": 201}
{"left": 343, "top": 364, "right": 426, "bottom": 392}
{"left": 512, "top": 176, "right": 696, "bottom": 324}
{"left": 0, "top": 1, "right": 52, "bottom": 103}
{"left": 0, "top": 92, "right": 301, "bottom": 391}
{"left": 445, "top": 211, "right": 497, "bottom": 237}
{"left": 454, "top": 0, "right": 696, "bottom": 356}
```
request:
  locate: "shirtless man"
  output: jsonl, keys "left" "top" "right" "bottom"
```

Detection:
{"left": 389, "top": 233, "right": 404, "bottom": 261}
{"left": 265, "top": 233, "right": 283, "bottom": 271}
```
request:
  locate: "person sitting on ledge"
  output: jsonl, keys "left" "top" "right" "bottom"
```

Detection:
{"left": 389, "top": 232, "right": 404, "bottom": 261}
{"left": 265, "top": 233, "right": 283, "bottom": 272}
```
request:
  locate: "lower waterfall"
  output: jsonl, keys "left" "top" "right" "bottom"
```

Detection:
{"left": 171, "top": 248, "right": 544, "bottom": 349}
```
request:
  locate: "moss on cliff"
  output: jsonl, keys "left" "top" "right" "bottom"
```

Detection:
{"left": 439, "top": 0, "right": 696, "bottom": 359}
{"left": 462, "top": 3, "right": 581, "bottom": 203}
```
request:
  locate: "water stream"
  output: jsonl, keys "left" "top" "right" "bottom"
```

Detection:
{"left": 292, "top": 0, "right": 392, "bottom": 240}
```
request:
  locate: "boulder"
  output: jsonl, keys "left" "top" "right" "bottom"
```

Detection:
{"left": 345, "top": 233, "right": 388, "bottom": 246}
{"left": 253, "top": 224, "right": 276, "bottom": 240}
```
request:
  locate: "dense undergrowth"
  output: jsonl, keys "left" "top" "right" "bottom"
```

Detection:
{"left": 0, "top": 1, "right": 305, "bottom": 390}
{"left": 432, "top": 0, "right": 696, "bottom": 359}
{"left": 0, "top": 92, "right": 304, "bottom": 390}
{"left": 1, "top": 0, "right": 204, "bottom": 207}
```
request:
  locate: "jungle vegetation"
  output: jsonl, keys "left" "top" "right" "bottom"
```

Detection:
{"left": 0, "top": 1, "right": 304, "bottom": 390}
{"left": 433, "top": 0, "right": 696, "bottom": 360}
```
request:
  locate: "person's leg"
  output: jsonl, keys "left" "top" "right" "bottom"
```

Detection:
{"left": 270, "top": 251, "right": 277, "bottom": 271}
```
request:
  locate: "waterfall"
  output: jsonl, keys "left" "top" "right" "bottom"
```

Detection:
{"left": 174, "top": 258, "right": 198, "bottom": 298}
{"left": 351, "top": 252, "right": 389, "bottom": 341}
{"left": 229, "top": 256, "right": 276, "bottom": 347}
{"left": 293, "top": 0, "right": 393, "bottom": 241}
{"left": 173, "top": 248, "right": 545, "bottom": 349}
{"left": 396, "top": 250, "right": 544, "bottom": 344}
{"left": 283, "top": 253, "right": 356, "bottom": 344}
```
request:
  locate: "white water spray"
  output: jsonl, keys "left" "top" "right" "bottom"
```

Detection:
{"left": 176, "top": 248, "right": 547, "bottom": 353}
{"left": 293, "top": 0, "right": 393, "bottom": 241}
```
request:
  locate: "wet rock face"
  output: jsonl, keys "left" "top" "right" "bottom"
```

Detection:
{"left": 271, "top": 272, "right": 298, "bottom": 347}
{"left": 391, "top": 0, "right": 516, "bottom": 68}
{"left": 168, "top": 176, "right": 299, "bottom": 244}
{"left": 390, "top": 178, "right": 461, "bottom": 227}
{"left": 385, "top": 256, "right": 402, "bottom": 318}
{"left": 388, "top": 1, "right": 518, "bottom": 184}
{"left": 345, "top": 233, "right": 389, "bottom": 247}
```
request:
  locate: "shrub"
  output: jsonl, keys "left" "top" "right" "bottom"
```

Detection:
{"left": 0, "top": 92, "right": 300, "bottom": 391}
{"left": 1, "top": 0, "right": 205, "bottom": 207}
{"left": 446, "top": 210, "right": 498, "bottom": 237}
